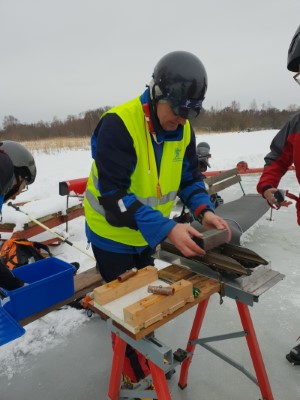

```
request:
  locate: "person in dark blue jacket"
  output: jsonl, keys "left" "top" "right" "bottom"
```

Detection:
{"left": 0, "top": 141, "right": 36, "bottom": 290}
{"left": 85, "top": 51, "right": 231, "bottom": 284}
{"left": 84, "top": 51, "right": 231, "bottom": 385}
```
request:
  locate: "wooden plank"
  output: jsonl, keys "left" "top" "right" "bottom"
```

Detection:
{"left": 92, "top": 274, "right": 220, "bottom": 340}
{"left": 92, "top": 264, "right": 221, "bottom": 339}
{"left": 205, "top": 168, "right": 238, "bottom": 186}
{"left": 0, "top": 204, "right": 84, "bottom": 241}
{"left": 158, "top": 265, "right": 221, "bottom": 299}
{"left": 158, "top": 264, "right": 196, "bottom": 283}
{"left": 74, "top": 266, "right": 104, "bottom": 299}
{"left": 0, "top": 223, "right": 16, "bottom": 234}
{"left": 123, "top": 279, "right": 194, "bottom": 330}
{"left": 93, "top": 266, "right": 158, "bottom": 306}
{"left": 207, "top": 175, "right": 241, "bottom": 194}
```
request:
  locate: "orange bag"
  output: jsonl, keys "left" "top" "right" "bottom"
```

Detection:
{"left": 0, "top": 238, "right": 51, "bottom": 270}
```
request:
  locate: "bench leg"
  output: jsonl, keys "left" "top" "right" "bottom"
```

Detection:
{"left": 148, "top": 360, "right": 172, "bottom": 400}
{"left": 236, "top": 301, "right": 274, "bottom": 400}
{"left": 108, "top": 335, "right": 126, "bottom": 400}
{"left": 178, "top": 297, "right": 210, "bottom": 389}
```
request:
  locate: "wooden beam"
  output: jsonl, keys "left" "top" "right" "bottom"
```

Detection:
{"left": 93, "top": 266, "right": 158, "bottom": 306}
{"left": 92, "top": 268, "right": 220, "bottom": 340}
{"left": 123, "top": 279, "right": 194, "bottom": 330}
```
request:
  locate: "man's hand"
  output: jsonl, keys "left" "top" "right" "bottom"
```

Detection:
{"left": 201, "top": 211, "right": 232, "bottom": 242}
{"left": 263, "top": 188, "right": 292, "bottom": 209}
{"left": 167, "top": 223, "right": 206, "bottom": 257}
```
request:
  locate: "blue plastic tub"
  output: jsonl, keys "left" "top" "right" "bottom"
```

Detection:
{"left": 2, "top": 258, "right": 75, "bottom": 321}
{"left": 0, "top": 306, "right": 25, "bottom": 346}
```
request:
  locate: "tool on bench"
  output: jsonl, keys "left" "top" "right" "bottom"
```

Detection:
{"left": 8, "top": 202, "right": 96, "bottom": 261}
{"left": 158, "top": 239, "right": 284, "bottom": 307}
{"left": 161, "top": 238, "right": 268, "bottom": 277}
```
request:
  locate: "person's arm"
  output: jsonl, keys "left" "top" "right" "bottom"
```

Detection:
{"left": 0, "top": 261, "right": 24, "bottom": 290}
{"left": 257, "top": 118, "right": 295, "bottom": 197}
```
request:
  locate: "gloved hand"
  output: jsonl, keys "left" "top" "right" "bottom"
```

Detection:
{"left": 263, "top": 188, "right": 292, "bottom": 209}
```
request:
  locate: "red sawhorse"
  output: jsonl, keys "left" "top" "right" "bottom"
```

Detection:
{"left": 178, "top": 298, "right": 274, "bottom": 400}
{"left": 108, "top": 333, "right": 172, "bottom": 400}
{"left": 97, "top": 272, "right": 273, "bottom": 400}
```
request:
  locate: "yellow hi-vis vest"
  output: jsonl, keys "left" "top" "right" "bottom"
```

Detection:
{"left": 84, "top": 96, "right": 191, "bottom": 246}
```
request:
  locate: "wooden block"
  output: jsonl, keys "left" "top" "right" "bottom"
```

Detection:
{"left": 123, "top": 279, "right": 194, "bottom": 329}
{"left": 93, "top": 266, "right": 158, "bottom": 305}
{"left": 158, "top": 264, "right": 196, "bottom": 283}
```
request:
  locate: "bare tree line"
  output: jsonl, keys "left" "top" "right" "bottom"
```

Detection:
{"left": 1, "top": 101, "right": 300, "bottom": 141}
{"left": 192, "top": 101, "right": 300, "bottom": 132}
{"left": 0, "top": 107, "right": 109, "bottom": 142}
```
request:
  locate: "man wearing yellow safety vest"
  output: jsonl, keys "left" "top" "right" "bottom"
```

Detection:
{"left": 84, "top": 51, "right": 231, "bottom": 384}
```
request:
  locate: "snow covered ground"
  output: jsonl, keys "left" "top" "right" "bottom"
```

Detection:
{"left": 1, "top": 129, "right": 300, "bottom": 400}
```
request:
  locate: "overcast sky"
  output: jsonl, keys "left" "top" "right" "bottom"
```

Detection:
{"left": 1, "top": 0, "right": 300, "bottom": 127}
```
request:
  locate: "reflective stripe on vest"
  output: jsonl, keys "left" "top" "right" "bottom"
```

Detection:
{"left": 87, "top": 163, "right": 178, "bottom": 209}
{"left": 84, "top": 96, "right": 191, "bottom": 246}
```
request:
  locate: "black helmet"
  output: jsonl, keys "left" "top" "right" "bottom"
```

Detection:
{"left": 152, "top": 51, "right": 207, "bottom": 119}
{"left": 0, "top": 141, "right": 36, "bottom": 184}
{"left": 196, "top": 142, "right": 211, "bottom": 169}
{"left": 287, "top": 25, "right": 300, "bottom": 72}
{"left": 0, "top": 151, "right": 14, "bottom": 195}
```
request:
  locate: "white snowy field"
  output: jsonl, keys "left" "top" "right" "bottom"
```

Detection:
{"left": 1, "top": 129, "right": 300, "bottom": 400}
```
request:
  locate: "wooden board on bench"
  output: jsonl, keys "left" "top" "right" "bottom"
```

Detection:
{"left": 92, "top": 264, "right": 220, "bottom": 339}
{"left": 205, "top": 167, "right": 242, "bottom": 194}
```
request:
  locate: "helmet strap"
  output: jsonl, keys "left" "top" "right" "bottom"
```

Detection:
{"left": 4, "top": 175, "right": 22, "bottom": 202}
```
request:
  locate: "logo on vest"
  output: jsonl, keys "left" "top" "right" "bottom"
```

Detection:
{"left": 173, "top": 147, "right": 183, "bottom": 162}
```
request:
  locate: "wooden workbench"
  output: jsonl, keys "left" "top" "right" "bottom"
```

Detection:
{"left": 92, "top": 264, "right": 220, "bottom": 340}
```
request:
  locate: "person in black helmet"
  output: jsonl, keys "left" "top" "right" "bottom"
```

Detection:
{"left": 84, "top": 50, "right": 231, "bottom": 384}
{"left": 196, "top": 142, "right": 223, "bottom": 208}
{"left": 256, "top": 26, "right": 300, "bottom": 364}
{"left": 0, "top": 141, "right": 36, "bottom": 290}
{"left": 197, "top": 141, "right": 211, "bottom": 171}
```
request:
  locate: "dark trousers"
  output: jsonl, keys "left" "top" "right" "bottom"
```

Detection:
{"left": 92, "top": 244, "right": 155, "bottom": 382}
{"left": 91, "top": 244, "right": 155, "bottom": 283}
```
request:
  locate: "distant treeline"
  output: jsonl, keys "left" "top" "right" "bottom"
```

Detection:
{"left": 1, "top": 101, "right": 300, "bottom": 141}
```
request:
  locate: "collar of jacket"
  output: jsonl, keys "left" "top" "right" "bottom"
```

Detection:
{"left": 140, "top": 88, "right": 184, "bottom": 142}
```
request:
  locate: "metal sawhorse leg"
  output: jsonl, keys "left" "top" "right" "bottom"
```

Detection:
{"left": 178, "top": 298, "right": 274, "bottom": 400}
